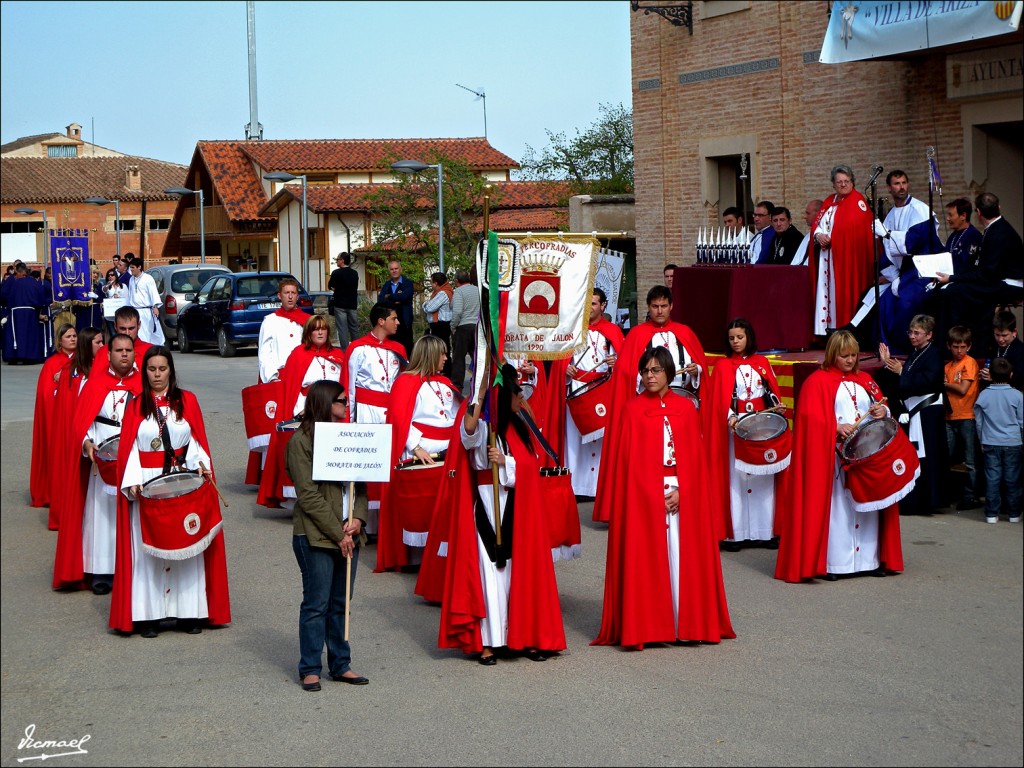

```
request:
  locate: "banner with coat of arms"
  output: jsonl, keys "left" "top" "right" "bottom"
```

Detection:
{"left": 475, "top": 234, "right": 598, "bottom": 361}
{"left": 49, "top": 228, "right": 91, "bottom": 304}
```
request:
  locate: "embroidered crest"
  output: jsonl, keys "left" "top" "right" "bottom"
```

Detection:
{"left": 764, "top": 448, "right": 778, "bottom": 463}
{"left": 517, "top": 253, "right": 564, "bottom": 329}
{"left": 892, "top": 458, "right": 906, "bottom": 476}
{"left": 596, "top": 403, "right": 607, "bottom": 417}
{"left": 858, "top": 200, "right": 868, "bottom": 212}
{"left": 183, "top": 513, "right": 202, "bottom": 536}
{"left": 265, "top": 400, "right": 278, "bottom": 420}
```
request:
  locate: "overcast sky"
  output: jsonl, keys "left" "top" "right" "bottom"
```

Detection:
{"left": 1, "top": 0, "right": 632, "bottom": 168}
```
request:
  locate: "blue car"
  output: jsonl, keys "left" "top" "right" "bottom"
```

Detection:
{"left": 175, "top": 271, "right": 313, "bottom": 357}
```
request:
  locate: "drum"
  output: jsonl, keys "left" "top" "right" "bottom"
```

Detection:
{"left": 94, "top": 435, "right": 121, "bottom": 486}
{"left": 539, "top": 467, "right": 580, "bottom": 561}
{"left": 138, "top": 471, "right": 222, "bottom": 560}
{"left": 733, "top": 411, "right": 792, "bottom": 475}
{"left": 391, "top": 461, "right": 446, "bottom": 542}
{"left": 275, "top": 418, "right": 301, "bottom": 433}
{"left": 566, "top": 373, "right": 611, "bottom": 444}
{"left": 670, "top": 386, "right": 700, "bottom": 410}
{"left": 241, "top": 381, "right": 284, "bottom": 451}
{"left": 840, "top": 417, "right": 921, "bottom": 512}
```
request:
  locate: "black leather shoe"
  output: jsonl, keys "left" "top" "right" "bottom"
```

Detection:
{"left": 524, "top": 649, "right": 548, "bottom": 662}
{"left": 870, "top": 567, "right": 888, "bottom": 577}
{"left": 478, "top": 653, "right": 497, "bottom": 666}
{"left": 822, "top": 573, "right": 840, "bottom": 582}
{"left": 762, "top": 537, "right": 780, "bottom": 550}
{"left": 301, "top": 678, "right": 322, "bottom": 692}
{"left": 177, "top": 619, "right": 202, "bottom": 634}
{"left": 91, "top": 581, "right": 112, "bottom": 596}
{"left": 330, "top": 672, "right": 369, "bottom": 685}
{"left": 138, "top": 622, "right": 159, "bottom": 638}
{"left": 720, "top": 541, "right": 742, "bottom": 553}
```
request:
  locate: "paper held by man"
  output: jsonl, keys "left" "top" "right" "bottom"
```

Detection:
{"left": 912, "top": 252, "right": 954, "bottom": 280}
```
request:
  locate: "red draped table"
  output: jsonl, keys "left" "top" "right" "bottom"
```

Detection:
{"left": 671, "top": 265, "right": 812, "bottom": 353}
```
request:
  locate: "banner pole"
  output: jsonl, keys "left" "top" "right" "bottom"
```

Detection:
{"left": 482, "top": 187, "right": 503, "bottom": 548}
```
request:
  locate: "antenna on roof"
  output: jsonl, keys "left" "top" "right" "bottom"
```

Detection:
{"left": 245, "top": 0, "right": 263, "bottom": 141}
{"left": 455, "top": 83, "right": 487, "bottom": 139}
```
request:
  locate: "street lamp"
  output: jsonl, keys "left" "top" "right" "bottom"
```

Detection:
{"left": 14, "top": 207, "right": 49, "bottom": 266}
{"left": 390, "top": 159, "right": 445, "bottom": 274}
{"left": 84, "top": 196, "right": 121, "bottom": 257}
{"left": 164, "top": 186, "right": 206, "bottom": 264}
{"left": 263, "top": 172, "right": 308, "bottom": 288}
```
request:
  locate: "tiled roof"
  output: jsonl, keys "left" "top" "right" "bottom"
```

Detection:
{"left": 0, "top": 156, "right": 188, "bottom": 204}
{"left": 240, "top": 138, "right": 518, "bottom": 172}
{"left": 1, "top": 133, "right": 60, "bottom": 154}
{"left": 357, "top": 207, "right": 569, "bottom": 252}
{"left": 196, "top": 141, "right": 275, "bottom": 222}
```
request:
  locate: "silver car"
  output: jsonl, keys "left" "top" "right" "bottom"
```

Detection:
{"left": 146, "top": 263, "right": 231, "bottom": 343}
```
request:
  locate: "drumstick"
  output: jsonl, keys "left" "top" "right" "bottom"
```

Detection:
{"left": 198, "top": 461, "right": 229, "bottom": 508}
{"left": 344, "top": 481, "right": 354, "bottom": 642}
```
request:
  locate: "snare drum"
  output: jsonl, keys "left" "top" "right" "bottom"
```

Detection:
{"left": 138, "top": 470, "right": 222, "bottom": 559}
{"left": 391, "top": 461, "right": 446, "bottom": 541}
{"left": 566, "top": 373, "right": 611, "bottom": 444}
{"left": 539, "top": 467, "right": 581, "bottom": 561}
{"left": 241, "top": 381, "right": 284, "bottom": 451}
{"left": 840, "top": 417, "right": 920, "bottom": 512}
{"left": 93, "top": 435, "right": 121, "bottom": 486}
{"left": 733, "top": 411, "right": 791, "bottom": 475}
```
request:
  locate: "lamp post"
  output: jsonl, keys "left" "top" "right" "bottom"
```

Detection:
{"left": 14, "top": 207, "right": 48, "bottom": 266}
{"left": 263, "top": 172, "right": 308, "bottom": 288}
{"left": 390, "top": 159, "right": 445, "bottom": 274}
{"left": 84, "top": 196, "right": 121, "bottom": 257}
{"left": 164, "top": 187, "right": 205, "bottom": 264}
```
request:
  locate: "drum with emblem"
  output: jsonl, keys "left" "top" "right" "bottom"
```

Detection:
{"left": 840, "top": 417, "right": 921, "bottom": 512}
{"left": 93, "top": 435, "right": 121, "bottom": 486}
{"left": 733, "top": 411, "right": 792, "bottom": 475}
{"left": 566, "top": 373, "right": 611, "bottom": 444}
{"left": 241, "top": 381, "right": 284, "bottom": 451}
{"left": 539, "top": 466, "right": 580, "bottom": 562}
{"left": 138, "top": 470, "right": 222, "bottom": 559}
{"left": 391, "top": 456, "right": 447, "bottom": 545}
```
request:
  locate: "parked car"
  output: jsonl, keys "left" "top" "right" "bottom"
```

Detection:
{"left": 147, "top": 263, "right": 231, "bottom": 343}
{"left": 175, "top": 271, "right": 312, "bottom": 357}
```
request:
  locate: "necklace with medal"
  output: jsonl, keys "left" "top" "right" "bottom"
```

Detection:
{"left": 841, "top": 379, "right": 863, "bottom": 422}
{"left": 374, "top": 346, "right": 391, "bottom": 386}
{"left": 427, "top": 379, "right": 448, "bottom": 417}
{"left": 109, "top": 389, "right": 129, "bottom": 426}
{"left": 663, "top": 414, "right": 676, "bottom": 466}
{"left": 151, "top": 393, "right": 168, "bottom": 450}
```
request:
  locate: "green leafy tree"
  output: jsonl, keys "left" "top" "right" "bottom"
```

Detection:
{"left": 516, "top": 102, "right": 633, "bottom": 196}
{"left": 362, "top": 152, "right": 497, "bottom": 286}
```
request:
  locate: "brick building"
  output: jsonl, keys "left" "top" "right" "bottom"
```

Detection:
{"left": 630, "top": 0, "right": 1022, "bottom": 306}
{"left": 1, "top": 122, "right": 187, "bottom": 268}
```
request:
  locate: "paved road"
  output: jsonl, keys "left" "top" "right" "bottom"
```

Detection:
{"left": 1, "top": 348, "right": 1021, "bottom": 766}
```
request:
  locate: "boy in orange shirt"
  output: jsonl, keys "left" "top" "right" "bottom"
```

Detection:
{"left": 945, "top": 326, "right": 981, "bottom": 510}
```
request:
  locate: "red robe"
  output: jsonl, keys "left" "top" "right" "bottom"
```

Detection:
{"left": 439, "top": 404, "right": 567, "bottom": 654}
{"left": 257, "top": 343, "right": 346, "bottom": 508}
{"left": 542, "top": 318, "right": 625, "bottom": 465}
{"left": 808, "top": 190, "right": 877, "bottom": 329}
{"left": 773, "top": 368, "right": 904, "bottom": 583}
{"left": 47, "top": 367, "right": 87, "bottom": 531}
{"left": 593, "top": 390, "right": 734, "bottom": 648}
{"left": 52, "top": 366, "right": 142, "bottom": 590}
{"left": 593, "top": 320, "right": 708, "bottom": 523}
{"left": 702, "top": 354, "right": 787, "bottom": 541}
{"left": 90, "top": 339, "right": 153, "bottom": 378}
{"left": 109, "top": 390, "right": 232, "bottom": 631}
{"left": 30, "top": 350, "right": 74, "bottom": 511}
{"left": 376, "top": 372, "right": 456, "bottom": 573}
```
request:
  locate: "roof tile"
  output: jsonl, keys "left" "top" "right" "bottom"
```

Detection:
{"left": 0, "top": 156, "right": 188, "bottom": 204}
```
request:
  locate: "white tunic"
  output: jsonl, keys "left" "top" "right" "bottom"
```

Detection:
{"left": 128, "top": 272, "right": 165, "bottom": 345}
{"left": 121, "top": 407, "right": 211, "bottom": 622}
{"left": 827, "top": 380, "right": 885, "bottom": 575}
{"left": 635, "top": 330, "right": 702, "bottom": 394}
{"left": 462, "top": 420, "right": 516, "bottom": 648}
{"left": 565, "top": 328, "right": 616, "bottom": 496}
{"left": 881, "top": 196, "right": 936, "bottom": 292}
{"left": 660, "top": 410, "right": 682, "bottom": 633}
{"left": 725, "top": 363, "right": 776, "bottom": 542}
{"left": 257, "top": 313, "right": 304, "bottom": 384}
{"left": 813, "top": 201, "right": 841, "bottom": 335}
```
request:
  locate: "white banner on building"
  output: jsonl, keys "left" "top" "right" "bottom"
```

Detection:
{"left": 594, "top": 247, "right": 625, "bottom": 322}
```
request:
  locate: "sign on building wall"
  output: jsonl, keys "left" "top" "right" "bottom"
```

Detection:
{"left": 946, "top": 44, "right": 1024, "bottom": 99}
{"left": 820, "top": 1, "right": 1022, "bottom": 64}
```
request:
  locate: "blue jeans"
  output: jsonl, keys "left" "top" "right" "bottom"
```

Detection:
{"left": 293, "top": 535, "right": 359, "bottom": 678}
{"left": 981, "top": 445, "right": 1022, "bottom": 518}
{"left": 945, "top": 419, "right": 978, "bottom": 500}
{"left": 333, "top": 307, "right": 359, "bottom": 350}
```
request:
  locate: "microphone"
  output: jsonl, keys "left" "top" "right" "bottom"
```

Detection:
{"left": 866, "top": 164, "right": 883, "bottom": 187}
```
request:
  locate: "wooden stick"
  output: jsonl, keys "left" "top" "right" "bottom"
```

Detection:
{"left": 345, "top": 481, "right": 354, "bottom": 641}
{"left": 198, "top": 461, "right": 228, "bottom": 508}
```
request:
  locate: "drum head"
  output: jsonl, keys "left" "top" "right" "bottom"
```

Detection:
{"left": 842, "top": 417, "right": 898, "bottom": 462}
{"left": 140, "top": 470, "right": 205, "bottom": 500}
{"left": 670, "top": 386, "right": 700, "bottom": 409}
{"left": 566, "top": 373, "right": 611, "bottom": 401}
{"left": 94, "top": 435, "right": 120, "bottom": 462}
{"left": 735, "top": 411, "right": 788, "bottom": 442}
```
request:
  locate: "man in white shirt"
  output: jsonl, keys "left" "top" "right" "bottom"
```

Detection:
{"left": 125, "top": 256, "right": 165, "bottom": 345}
{"left": 791, "top": 199, "right": 823, "bottom": 266}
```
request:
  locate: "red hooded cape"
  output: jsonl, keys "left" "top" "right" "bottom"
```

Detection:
{"left": 52, "top": 366, "right": 142, "bottom": 590}
{"left": 808, "top": 190, "right": 877, "bottom": 329}
{"left": 109, "top": 390, "right": 231, "bottom": 631}
{"left": 592, "top": 390, "right": 735, "bottom": 649}
{"left": 30, "top": 350, "right": 74, "bottom": 510}
{"left": 47, "top": 368, "right": 87, "bottom": 531}
{"left": 257, "top": 343, "right": 346, "bottom": 508}
{"left": 773, "top": 367, "right": 904, "bottom": 583}
{"left": 438, "top": 402, "right": 567, "bottom": 655}
{"left": 702, "top": 354, "right": 788, "bottom": 541}
{"left": 592, "top": 320, "right": 708, "bottom": 523}
{"left": 376, "top": 372, "right": 456, "bottom": 573}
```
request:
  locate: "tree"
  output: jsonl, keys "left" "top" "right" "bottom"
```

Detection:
{"left": 516, "top": 102, "right": 633, "bottom": 196}
{"left": 362, "top": 151, "right": 497, "bottom": 285}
